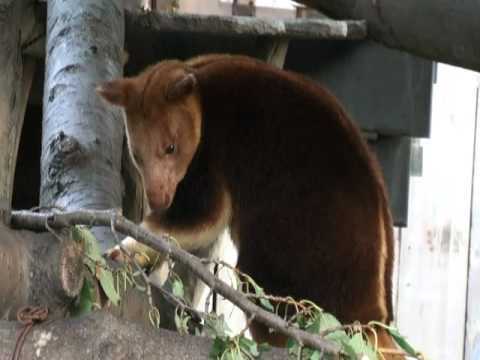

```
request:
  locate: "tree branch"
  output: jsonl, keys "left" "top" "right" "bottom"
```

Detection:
{"left": 11, "top": 209, "right": 341, "bottom": 355}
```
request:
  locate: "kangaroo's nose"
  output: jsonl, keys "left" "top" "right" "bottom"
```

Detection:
{"left": 146, "top": 189, "right": 173, "bottom": 211}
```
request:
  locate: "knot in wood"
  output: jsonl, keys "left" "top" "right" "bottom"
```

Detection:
{"left": 54, "top": 131, "right": 81, "bottom": 156}
{"left": 47, "top": 131, "right": 86, "bottom": 179}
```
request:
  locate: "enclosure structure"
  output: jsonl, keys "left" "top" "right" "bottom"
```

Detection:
{"left": 1, "top": 0, "right": 479, "bottom": 359}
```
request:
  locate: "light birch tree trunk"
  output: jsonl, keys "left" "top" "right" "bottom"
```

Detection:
{"left": 41, "top": 0, "right": 125, "bottom": 251}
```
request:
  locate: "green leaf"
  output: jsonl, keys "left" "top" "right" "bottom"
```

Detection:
{"left": 325, "top": 329, "right": 351, "bottom": 349}
{"left": 286, "top": 336, "right": 298, "bottom": 354}
{"left": 72, "top": 226, "right": 120, "bottom": 306}
{"left": 287, "top": 338, "right": 302, "bottom": 358}
{"left": 363, "top": 343, "right": 378, "bottom": 360}
{"left": 342, "top": 342, "right": 359, "bottom": 359}
{"left": 72, "top": 226, "right": 103, "bottom": 265}
{"left": 302, "top": 311, "right": 341, "bottom": 336}
{"left": 172, "top": 278, "right": 185, "bottom": 299}
{"left": 318, "top": 313, "right": 342, "bottom": 332}
{"left": 98, "top": 266, "right": 121, "bottom": 306}
{"left": 239, "top": 337, "right": 260, "bottom": 357}
{"left": 346, "top": 333, "right": 377, "bottom": 360}
{"left": 204, "top": 315, "right": 231, "bottom": 338}
{"left": 71, "top": 279, "right": 94, "bottom": 316}
{"left": 309, "top": 350, "right": 321, "bottom": 360}
{"left": 388, "top": 327, "right": 418, "bottom": 356}
{"left": 348, "top": 333, "right": 365, "bottom": 352}
{"left": 306, "top": 315, "right": 322, "bottom": 334}
{"left": 174, "top": 311, "right": 183, "bottom": 333}
{"left": 325, "top": 329, "right": 349, "bottom": 342}
{"left": 224, "top": 350, "right": 240, "bottom": 360}
{"left": 209, "top": 337, "right": 227, "bottom": 359}
{"left": 250, "top": 282, "right": 274, "bottom": 312}
{"left": 174, "top": 310, "right": 191, "bottom": 335}
{"left": 259, "top": 297, "right": 275, "bottom": 312}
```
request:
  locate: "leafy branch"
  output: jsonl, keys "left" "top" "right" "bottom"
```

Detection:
{"left": 11, "top": 209, "right": 423, "bottom": 359}
{"left": 10, "top": 209, "right": 342, "bottom": 356}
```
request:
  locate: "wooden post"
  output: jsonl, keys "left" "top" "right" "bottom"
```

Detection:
{"left": 0, "top": 0, "right": 36, "bottom": 224}
{"left": 465, "top": 85, "right": 480, "bottom": 360}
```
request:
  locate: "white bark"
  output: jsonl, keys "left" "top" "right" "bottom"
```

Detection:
{"left": 41, "top": 0, "right": 126, "bottom": 251}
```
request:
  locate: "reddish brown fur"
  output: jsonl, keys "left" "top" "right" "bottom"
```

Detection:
{"left": 98, "top": 54, "right": 396, "bottom": 354}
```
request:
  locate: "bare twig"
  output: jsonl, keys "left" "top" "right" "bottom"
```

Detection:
{"left": 10, "top": 209, "right": 341, "bottom": 355}
{"left": 201, "top": 259, "right": 312, "bottom": 320}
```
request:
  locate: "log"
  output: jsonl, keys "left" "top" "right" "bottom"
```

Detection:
{"left": 0, "top": 224, "right": 84, "bottom": 320}
{"left": 299, "top": 0, "right": 480, "bottom": 72}
{"left": 0, "top": 0, "right": 36, "bottom": 221}
{"left": 0, "top": 311, "right": 289, "bottom": 360}
{"left": 0, "top": 221, "right": 166, "bottom": 327}
{"left": 41, "top": 0, "right": 126, "bottom": 252}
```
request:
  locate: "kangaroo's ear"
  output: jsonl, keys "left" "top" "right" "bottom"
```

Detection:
{"left": 166, "top": 73, "right": 197, "bottom": 102}
{"left": 96, "top": 79, "right": 132, "bottom": 107}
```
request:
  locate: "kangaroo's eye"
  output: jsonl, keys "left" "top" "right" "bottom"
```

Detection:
{"left": 166, "top": 144, "right": 176, "bottom": 155}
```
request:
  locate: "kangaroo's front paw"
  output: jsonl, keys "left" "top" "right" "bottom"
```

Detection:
{"left": 104, "top": 236, "right": 171, "bottom": 288}
{"left": 105, "top": 236, "right": 162, "bottom": 269}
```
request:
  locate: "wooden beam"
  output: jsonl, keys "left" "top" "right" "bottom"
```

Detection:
{"left": 23, "top": 8, "right": 366, "bottom": 60}
{"left": 128, "top": 11, "right": 366, "bottom": 40}
{"left": 0, "top": 0, "right": 36, "bottom": 223}
{"left": 465, "top": 86, "right": 480, "bottom": 360}
{"left": 299, "top": 0, "right": 480, "bottom": 72}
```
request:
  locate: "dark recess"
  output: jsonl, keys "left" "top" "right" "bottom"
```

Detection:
{"left": 12, "top": 104, "right": 42, "bottom": 210}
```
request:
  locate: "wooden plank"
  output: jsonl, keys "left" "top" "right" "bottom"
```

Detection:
{"left": 264, "top": 39, "right": 290, "bottom": 69}
{"left": 395, "top": 64, "right": 478, "bottom": 359}
{"left": 392, "top": 228, "right": 402, "bottom": 320}
{"left": 126, "top": 11, "right": 366, "bottom": 40}
{"left": 23, "top": 6, "right": 367, "bottom": 59}
{"left": 465, "top": 84, "right": 480, "bottom": 360}
{"left": 0, "top": 0, "right": 36, "bottom": 223}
